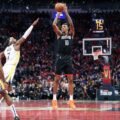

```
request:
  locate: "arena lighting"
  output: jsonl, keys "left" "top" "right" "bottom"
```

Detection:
{"left": 26, "top": 6, "right": 29, "bottom": 10}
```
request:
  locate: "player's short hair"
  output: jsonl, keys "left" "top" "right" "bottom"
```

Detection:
{"left": 62, "top": 23, "right": 69, "bottom": 27}
{"left": 61, "top": 23, "right": 70, "bottom": 32}
{"left": 59, "top": 22, "right": 69, "bottom": 30}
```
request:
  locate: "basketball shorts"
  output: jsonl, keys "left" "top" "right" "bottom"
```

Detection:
{"left": 3, "top": 64, "right": 17, "bottom": 84}
{"left": 55, "top": 55, "right": 73, "bottom": 75}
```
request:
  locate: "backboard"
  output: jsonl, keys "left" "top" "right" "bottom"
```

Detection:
{"left": 83, "top": 37, "right": 112, "bottom": 57}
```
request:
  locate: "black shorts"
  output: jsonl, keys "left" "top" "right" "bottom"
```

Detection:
{"left": 55, "top": 55, "right": 73, "bottom": 75}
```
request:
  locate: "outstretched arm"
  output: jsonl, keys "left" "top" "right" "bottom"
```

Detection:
{"left": 63, "top": 5, "right": 75, "bottom": 37}
{"left": 16, "top": 18, "right": 39, "bottom": 46}
{"left": 52, "top": 12, "right": 62, "bottom": 36}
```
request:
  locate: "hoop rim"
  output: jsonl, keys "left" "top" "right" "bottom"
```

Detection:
{"left": 92, "top": 50, "right": 103, "bottom": 55}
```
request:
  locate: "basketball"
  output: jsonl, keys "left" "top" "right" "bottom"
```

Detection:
{"left": 55, "top": 3, "right": 65, "bottom": 12}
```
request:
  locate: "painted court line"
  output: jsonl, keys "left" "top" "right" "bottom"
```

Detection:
{"left": 0, "top": 106, "right": 112, "bottom": 111}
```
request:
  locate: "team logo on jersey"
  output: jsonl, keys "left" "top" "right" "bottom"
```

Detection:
{"left": 61, "top": 35, "right": 71, "bottom": 39}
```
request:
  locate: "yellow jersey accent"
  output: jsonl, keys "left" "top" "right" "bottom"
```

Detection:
{"left": 0, "top": 80, "right": 5, "bottom": 90}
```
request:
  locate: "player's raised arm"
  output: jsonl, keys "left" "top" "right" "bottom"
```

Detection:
{"left": 16, "top": 18, "right": 39, "bottom": 46}
{"left": 63, "top": 5, "right": 75, "bottom": 37}
{"left": 52, "top": 12, "right": 62, "bottom": 36}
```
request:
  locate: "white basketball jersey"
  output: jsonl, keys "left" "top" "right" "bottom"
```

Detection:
{"left": 4, "top": 44, "right": 20, "bottom": 66}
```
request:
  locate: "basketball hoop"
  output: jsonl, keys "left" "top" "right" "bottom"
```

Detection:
{"left": 92, "top": 51, "right": 102, "bottom": 60}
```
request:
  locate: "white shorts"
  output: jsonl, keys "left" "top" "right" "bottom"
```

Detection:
{"left": 3, "top": 64, "right": 16, "bottom": 84}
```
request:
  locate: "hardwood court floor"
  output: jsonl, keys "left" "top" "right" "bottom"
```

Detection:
{"left": 0, "top": 100, "right": 120, "bottom": 120}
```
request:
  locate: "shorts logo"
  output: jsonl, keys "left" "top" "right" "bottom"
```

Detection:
{"left": 65, "top": 40, "right": 69, "bottom": 46}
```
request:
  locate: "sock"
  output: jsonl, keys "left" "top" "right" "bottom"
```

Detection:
{"left": 69, "top": 95, "right": 73, "bottom": 100}
{"left": 53, "top": 94, "right": 57, "bottom": 100}
{"left": 10, "top": 104, "right": 18, "bottom": 117}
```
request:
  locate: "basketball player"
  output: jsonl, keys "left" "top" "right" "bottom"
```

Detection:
{"left": 52, "top": 4, "right": 76, "bottom": 109}
{"left": 0, "top": 18, "right": 39, "bottom": 120}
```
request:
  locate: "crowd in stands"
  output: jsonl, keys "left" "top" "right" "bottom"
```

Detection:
{"left": 0, "top": 0, "right": 119, "bottom": 7}
{"left": 0, "top": 11, "right": 120, "bottom": 100}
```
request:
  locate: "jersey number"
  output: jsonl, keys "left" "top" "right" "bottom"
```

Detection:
{"left": 96, "top": 20, "right": 103, "bottom": 30}
{"left": 7, "top": 52, "right": 10, "bottom": 60}
{"left": 65, "top": 40, "right": 69, "bottom": 46}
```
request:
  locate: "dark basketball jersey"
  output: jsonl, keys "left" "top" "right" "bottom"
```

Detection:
{"left": 57, "top": 34, "right": 73, "bottom": 55}
{"left": 92, "top": 18, "right": 104, "bottom": 33}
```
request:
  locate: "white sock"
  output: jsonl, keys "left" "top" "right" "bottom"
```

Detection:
{"left": 53, "top": 94, "right": 57, "bottom": 100}
{"left": 69, "top": 95, "right": 73, "bottom": 100}
{"left": 10, "top": 104, "right": 18, "bottom": 117}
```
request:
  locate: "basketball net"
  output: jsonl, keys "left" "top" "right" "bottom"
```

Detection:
{"left": 92, "top": 51, "right": 102, "bottom": 60}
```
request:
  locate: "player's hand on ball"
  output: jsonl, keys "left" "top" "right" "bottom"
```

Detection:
{"left": 32, "top": 18, "right": 39, "bottom": 26}
{"left": 56, "top": 12, "right": 61, "bottom": 16}
{"left": 63, "top": 4, "right": 68, "bottom": 13}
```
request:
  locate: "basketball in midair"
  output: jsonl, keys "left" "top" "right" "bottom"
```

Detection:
{"left": 55, "top": 3, "right": 65, "bottom": 12}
